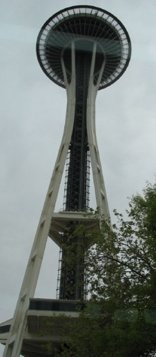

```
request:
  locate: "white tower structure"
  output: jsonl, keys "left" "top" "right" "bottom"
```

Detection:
{"left": 0, "top": 5, "right": 131, "bottom": 356}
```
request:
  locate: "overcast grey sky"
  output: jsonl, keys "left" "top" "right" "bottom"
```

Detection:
{"left": 0, "top": 0, "right": 156, "bottom": 355}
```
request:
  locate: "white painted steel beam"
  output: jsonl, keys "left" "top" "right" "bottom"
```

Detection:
{"left": 87, "top": 43, "right": 110, "bottom": 222}
{"left": 3, "top": 44, "right": 77, "bottom": 357}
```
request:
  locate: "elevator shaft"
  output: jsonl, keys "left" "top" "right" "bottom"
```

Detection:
{"left": 59, "top": 50, "right": 92, "bottom": 300}
{"left": 66, "top": 52, "right": 90, "bottom": 211}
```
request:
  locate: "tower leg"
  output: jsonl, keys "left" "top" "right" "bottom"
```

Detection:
{"left": 87, "top": 43, "right": 110, "bottom": 221}
{"left": 2, "top": 48, "right": 76, "bottom": 357}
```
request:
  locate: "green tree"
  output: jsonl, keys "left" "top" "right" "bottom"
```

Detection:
{"left": 58, "top": 182, "right": 156, "bottom": 357}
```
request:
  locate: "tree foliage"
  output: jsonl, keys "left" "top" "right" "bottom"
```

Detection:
{"left": 58, "top": 182, "right": 156, "bottom": 357}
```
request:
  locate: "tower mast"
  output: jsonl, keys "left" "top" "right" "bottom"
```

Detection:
{"left": 1, "top": 6, "right": 131, "bottom": 356}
